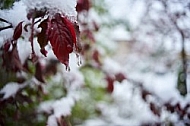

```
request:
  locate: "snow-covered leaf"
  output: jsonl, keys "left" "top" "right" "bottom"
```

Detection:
{"left": 0, "top": 82, "right": 21, "bottom": 99}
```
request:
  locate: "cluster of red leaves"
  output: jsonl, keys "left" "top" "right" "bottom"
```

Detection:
{"left": 134, "top": 81, "right": 190, "bottom": 125}
{"left": 1, "top": 22, "right": 24, "bottom": 72}
{"left": 1, "top": 11, "right": 80, "bottom": 73}
{"left": 106, "top": 73, "right": 126, "bottom": 93}
{"left": 37, "top": 13, "right": 80, "bottom": 68}
{"left": 76, "top": 0, "right": 124, "bottom": 93}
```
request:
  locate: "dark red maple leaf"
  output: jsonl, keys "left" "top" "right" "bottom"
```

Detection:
{"left": 48, "top": 13, "right": 77, "bottom": 68}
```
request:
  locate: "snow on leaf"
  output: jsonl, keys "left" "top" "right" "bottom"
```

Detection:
{"left": 0, "top": 82, "right": 21, "bottom": 99}
{"left": 52, "top": 97, "right": 75, "bottom": 117}
{"left": 38, "top": 100, "right": 54, "bottom": 114}
{"left": 13, "top": 21, "right": 23, "bottom": 41}
{"left": 48, "top": 13, "right": 77, "bottom": 68}
{"left": 47, "top": 115, "right": 58, "bottom": 126}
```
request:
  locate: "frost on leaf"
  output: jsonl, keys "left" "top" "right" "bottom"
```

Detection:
{"left": 48, "top": 13, "right": 79, "bottom": 69}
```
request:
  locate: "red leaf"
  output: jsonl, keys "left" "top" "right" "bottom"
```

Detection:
{"left": 76, "top": 0, "right": 91, "bottom": 12}
{"left": 3, "top": 41, "right": 11, "bottom": 52}
{"left": 35, "top": 62, "right": 45, "bottom": 83}
{"left": 40, "top": 48, "right": 48, "bottom": 57}
{"left": 37, "top": 18, "right": 49, "bottom": 49}
{"left": 150, "top": 102, "right": 160, "bottom": 117}
{"left": 106, "top": 75, "right": 115, "bottom": 93}
{"left": 13, "top": 22, "right": 23, "bottom": 40}
{"left": 92, "top": 49, "right": 101, "bottom": 66}
{"left": 2, "top": 44, "right": 24, "bottom": 72}
{"left": 48, "top": 13, "right": 77, "bottom": 68}
{"left": 115, "top": 72, "right": 126, "bottom": 82}
{"left": 37, "top": 18, "right": 49, "bottom": 57}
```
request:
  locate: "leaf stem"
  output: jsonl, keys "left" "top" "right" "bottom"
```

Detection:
{"left": 30, "top": 18, "right": 35, "bottom": 55}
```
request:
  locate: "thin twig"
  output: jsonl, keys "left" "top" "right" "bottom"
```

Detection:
{"left": 0, "top": 25, "right": 13, "bottom": 31}
{"left": 0, "top": 17, "right": 12, "bottom": 24}
{"left": 31, "top": 18, "right": 35, "bottom": 55}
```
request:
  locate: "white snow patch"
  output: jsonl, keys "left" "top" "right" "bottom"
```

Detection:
{"left": 23, "top": 0, "right": 77, "bottom": 19}
{"left": 102, "top": 57, "right": 123, "bottom": 75}
{"left": 0, "top": 82, "right": 25, "bottom": 99}
{"left": 47, "top": 115, "right": 58, "bottom": 126}
{"left": 0, "top": 1, "right": 27, "bottom": 27}
{"left": 38, "top": 100, "right": 54, "bottom": 114}
{"left": 17, "top": 39, "right": 31, "bottom": 64}
{"left": 53, "top": 97, "right": 75, "bottom": 117}
{"left": 111, "top": 25, "right": 131, "bottom": 41}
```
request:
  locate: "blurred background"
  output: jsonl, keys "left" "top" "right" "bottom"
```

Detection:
{"left": 1, "top": 0, "right": 190, "bottom": 125}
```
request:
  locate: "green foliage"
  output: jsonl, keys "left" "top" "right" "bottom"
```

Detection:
{"left": 0, "top": 69, "right": 17, "bottom": 88}
{"left": 92, "top": 1, "right": 108, "bottom": 15}
{"left": 69, "top": 65, "right": 112, "bottom": 125}
{"left": 0, "top": 86, "right": 46, "bottom": 126}
{"left": 0, "top": 0, "right": 16, "bottom": 9}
